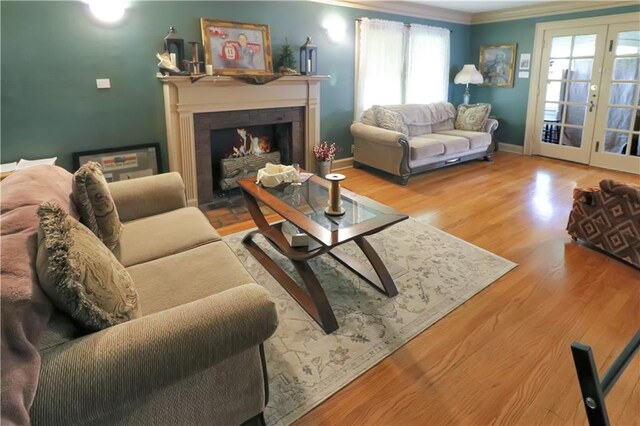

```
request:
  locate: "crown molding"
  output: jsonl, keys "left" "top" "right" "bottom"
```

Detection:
{"left": 470, "top": 1, "right": 638, "bottom": 24}
{"left": 308, "top": 0, "right": 472, "bottom": 24}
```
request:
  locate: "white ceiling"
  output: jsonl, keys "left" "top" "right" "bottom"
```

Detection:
{"left": 410, "top": 0, "right": 556, "bottom": 14}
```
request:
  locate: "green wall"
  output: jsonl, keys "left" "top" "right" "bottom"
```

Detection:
{"left": 1, "top": 1, "right": 470, "bottom": 171}
{"left": 470, "top": 5, "right": 640, "bottom": 146}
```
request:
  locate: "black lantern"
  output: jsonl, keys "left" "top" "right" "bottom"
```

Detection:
{"left": 164, "top": 26, "right": 185, "bottom": 71}
{"left": 300, "top": 37, "right": 317, "bottom": 75}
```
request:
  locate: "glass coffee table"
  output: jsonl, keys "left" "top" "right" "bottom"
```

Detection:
{"left": 238, "top": 174, "right": 408, "bottom": 333}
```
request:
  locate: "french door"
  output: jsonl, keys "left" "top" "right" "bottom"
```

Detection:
{"left": 534, "top": 21, "right": 640, "bottom": 174}
{"left": 590, "top": 23, "right": 640, "bottom": 174}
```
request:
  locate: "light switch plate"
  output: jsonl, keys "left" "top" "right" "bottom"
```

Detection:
{"left": 96, "top": 78, "right": 111, "bottom": 89}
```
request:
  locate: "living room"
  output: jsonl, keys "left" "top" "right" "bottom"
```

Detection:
{"left": 1, "top": 0, "right": 639, "bottom": 425}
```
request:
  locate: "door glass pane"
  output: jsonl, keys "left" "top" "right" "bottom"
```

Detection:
{"left": 544, "top": 103, "right": 562, "bottom": 121}
{"left": 630, "top": 134, "right": 639, "bottom": 156}
{"left": 613, "top": 57, "right": 640, "bottom": 80}
{"left": 572, "top": 34, "right": 596, "bottom": 57}
{"left": 565, "top": 105, "right": 586, "bottom": 126}
{"left": 546, "top": 82, "right": 563, "bottom": 102}
{"left": 616, "top": 31, "right": 640, "bottom": 55}
{"left": 607, "top": 107, "right": 634, "bottom": 131}
{"left": 541, "top": 123, "right": 561, "bottom": 143}
{"left": 548, "top": 59, "right": 569, "bottom": 79}
{"left": 566, "top": 83, "right": 589, "bottom": 103}
{"left": 610, "top": 83, "right": 637, "bottom": 105}
{"left": 551, "top": 36, "right": 572, "bottom": 57}
{"left": 562, "top": 127, "right": 583, "bottom": 147}
{"left": 604, "top": 131, "right": 628, "bottom": 154}
{"left": 570, "top": 59, "right": 593, "bottom": 80}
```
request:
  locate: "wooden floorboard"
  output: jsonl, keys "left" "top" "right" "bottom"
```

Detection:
{"left": 217, "top": 152, "right": 639, "bottom": 425}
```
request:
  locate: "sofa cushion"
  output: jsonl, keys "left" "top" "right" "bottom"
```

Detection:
{"left": 361, "top": 108, "right": 377, "bottom": 126}
{"left": 127, "top": 242, "right": 255, "bottom": 315}
{"left": 430, "top": 133, "right": 470, "bottom": 154}
{"left": 409, "top": 136, "right": 445, "bottom": 159}
{"left": 455, "top": 103, "right": 491, "bottom": 132}
{"left": 431, "top": 118, "right": 455, "bottom": 132}
{"left": 373, "top": 106, "right": 408, "bottom": 135}
{"left": 438, "top": 130, "right": 492, "bottom": 149}
{"left": 36, "top": 202, "right": 141, "bottom": 332}
{"left": 73, "top": 162, "right": 123, "bottom": 250}
{"left": 407, "top": 124, "right": 432, "bottom": 137}
{"left": 114, "top": 207, "right": 221, "bottom": 267}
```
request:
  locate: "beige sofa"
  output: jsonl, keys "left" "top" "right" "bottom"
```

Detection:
{"left": 1, "top": 166, "right": 277, "bottom": 425}
{"left": 351, "top": 102, "right": 498, "bottom": 184}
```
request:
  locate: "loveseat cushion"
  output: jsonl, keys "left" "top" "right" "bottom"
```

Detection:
{"left": 114, "top": 207, "right": 221, "bottom": 267}
{"left": 409, "top": 136, "right": 445, "bottom": 159}
{"left": 126, "top": 242, "right": 255, "bottom": 315}
{"left": 36, "top": 202, "right": 141, "bottom": 332}
{"left": 437, "top": 130, "right": 492, "bottom": 149}
{"left": 73, "top": 162, "right": 123, "bottom": 250}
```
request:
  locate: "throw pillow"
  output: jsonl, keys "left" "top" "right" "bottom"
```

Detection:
{"left": 361, "top": 108, "right": 377, "bottom": 126}
{"left": 73, "top": 161, "right": 123, "bottom": 250}
{"left": 373, "top": 105, "right": 409, "bottom": 135}
{"left": 455, "top": 103, "right": 492, "bottom": 132}
{"left": 36, "top": 202, "right": 141, "bottom": 332}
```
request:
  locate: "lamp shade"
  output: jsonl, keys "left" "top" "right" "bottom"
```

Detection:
{"left": 454, "top": 64, "right": 483, "bottom": 85}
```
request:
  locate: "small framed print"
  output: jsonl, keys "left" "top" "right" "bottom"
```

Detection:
{"left": 200, "top": 18, "right": 273, "bottom": 76}
{"left": 519, "top": 53, "right": 531, "bottom": 70}
{"left": 73, "top": 143, "right": 161, "bottom": 183}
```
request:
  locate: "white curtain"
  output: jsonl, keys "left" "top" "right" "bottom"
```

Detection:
{"left": 355, "top": 18, "right": 407, "bottom": 120}
{"left": 406, "top": 24, "right": 450, "bottom": 104}
{"left": 354, "top": 19, "right": 450, "bottom": 120}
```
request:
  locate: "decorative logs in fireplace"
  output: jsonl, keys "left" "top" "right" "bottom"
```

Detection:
{"left": 219, "top": 151, "right": 281, "bottom": 190}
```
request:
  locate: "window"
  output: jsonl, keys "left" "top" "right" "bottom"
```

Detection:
{"left": 354, "top": 18, "right": 450, "bottom": 119}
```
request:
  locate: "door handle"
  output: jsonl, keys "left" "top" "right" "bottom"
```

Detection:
{"left": 589, "top": 101, "right": 595, "bottom": 112}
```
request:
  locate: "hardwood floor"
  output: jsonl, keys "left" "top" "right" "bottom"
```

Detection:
{"left": 218, "top": 152, "right": 640, "bottom": 425}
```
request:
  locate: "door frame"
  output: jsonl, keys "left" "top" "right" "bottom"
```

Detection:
{"left": 523, "top": 11, "right": 640, "bottom": 156}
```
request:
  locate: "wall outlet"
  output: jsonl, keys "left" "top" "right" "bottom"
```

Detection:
{"left": 96, "top": 78, "right": 111, "bottom": 89}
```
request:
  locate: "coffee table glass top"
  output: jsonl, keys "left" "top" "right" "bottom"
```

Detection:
{"left": 261, "top": 179, "right": 385, "bottom": 232}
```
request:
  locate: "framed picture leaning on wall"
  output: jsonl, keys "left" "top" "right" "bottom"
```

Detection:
{"left": 73, "top": 143, "right": 162, "bottom": 183}
{"left": 479, "top": 43, "right": 517, "bottom": 87}
{"left": 200, "top": 18, "right": 273, "bottom": 75}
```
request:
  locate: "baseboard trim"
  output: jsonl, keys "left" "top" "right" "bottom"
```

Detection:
{"left": 498, "top": 143, "right": 524, "bottom": 154}
{"left": 333, "top": 157, "right": 354, "bottom": 170}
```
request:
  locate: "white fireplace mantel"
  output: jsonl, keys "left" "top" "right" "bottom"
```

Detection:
{"left": 159, "top": 75, "right": 329, "bottom": 206}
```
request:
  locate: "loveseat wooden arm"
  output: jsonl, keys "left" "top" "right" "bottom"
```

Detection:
{"left": 31, "top": 283, "right": 277, "bottom": 425}
{"left": 350, "top": 123, "right": 410, "bottom": 180}
{"left": 108, "top": 172, "right": 187, "bottom": 222}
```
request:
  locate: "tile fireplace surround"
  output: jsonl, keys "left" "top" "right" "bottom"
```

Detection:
{"left": 159, "top": 75, "right": 328, "bottom": 206}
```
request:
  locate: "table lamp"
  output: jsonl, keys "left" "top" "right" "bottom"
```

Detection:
{"left": 454, "top": 64, "right": 483, "bottom": 105}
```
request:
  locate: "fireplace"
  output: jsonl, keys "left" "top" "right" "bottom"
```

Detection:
{"left": 194, "top": 106, "right": 304, "bottom": 203}
{"left": 159, "top": 75, "right": 328, "bottom": 206}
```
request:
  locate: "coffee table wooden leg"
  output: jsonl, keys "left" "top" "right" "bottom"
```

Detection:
{"left": 330, "top": 236, "right": 398, "bottom": 297}
{"left": 242, "top": 231, "right": 339, "bottom": 334}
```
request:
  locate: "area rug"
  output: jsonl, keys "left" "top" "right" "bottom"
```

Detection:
{"left": 224, "top": 218, "right": 516, "bottom": 425}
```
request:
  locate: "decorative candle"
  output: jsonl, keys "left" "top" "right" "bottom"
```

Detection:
{"left": 170, "top": 53, "right": 177, "bottom": 67}
{"left": 307, "top": 59, "right": 312, "bottom": 74}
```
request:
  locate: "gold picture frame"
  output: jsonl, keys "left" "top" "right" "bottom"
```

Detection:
{"left": 200, "top": 18, "right": 273, "bottom": 75}
{"left": 479, "top": 43, "right": 517, "bottom": 87}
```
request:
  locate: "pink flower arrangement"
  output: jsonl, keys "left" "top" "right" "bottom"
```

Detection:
{"left": 313, "top": 141, "right": 338, "bottom": 162}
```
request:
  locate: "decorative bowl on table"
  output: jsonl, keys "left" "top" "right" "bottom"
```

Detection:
{"left": 256, "top": 163, "right": 298, "bottom": 188}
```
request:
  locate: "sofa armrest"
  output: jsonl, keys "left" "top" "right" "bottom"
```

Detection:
{"left": 350, "top": 122, "right": 407, "bottom": 147}
{"left": 485, "top": 118, "right": 499, "bottom": 135}
{"left": 107, "top": 172, "right": 187, "bottom": 222}
{"left": 32, "top": 284, "right": 277, "bottom": 424}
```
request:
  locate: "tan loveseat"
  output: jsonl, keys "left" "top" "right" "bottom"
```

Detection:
{"left": 351, "top": 102, "right": 498, "bottom": 184}
{"left": 1, "top": 166, "right": 277, "bottom": 425}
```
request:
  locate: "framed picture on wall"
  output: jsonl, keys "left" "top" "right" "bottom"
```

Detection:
{"left": 200, "top": 18, "right": 273, "bottom": 76}
{"left": 479, "top": 43, "right": 517, "bottom": 87}
{"left": 73, "top": 143, "right": 162, "bottom": 183}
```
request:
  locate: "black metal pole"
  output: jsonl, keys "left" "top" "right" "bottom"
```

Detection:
{"left": 570, "top": 342, "right": 609, "bottom": 426}
{"left": 601, "top": 330, "right": 640, "bottom": 396}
